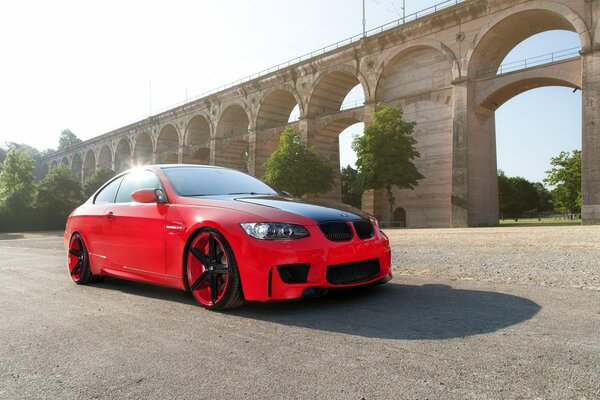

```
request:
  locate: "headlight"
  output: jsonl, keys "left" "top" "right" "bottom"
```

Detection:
{"left": 240, "top": 223, "right": 309, "bottom": 240}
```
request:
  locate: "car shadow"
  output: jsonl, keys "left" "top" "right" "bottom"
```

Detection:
{"left": 230, "top": 282, "right": 541, "bottom": 340}
{"left": 92, "top": 278, "right": 540, "bottom": 340}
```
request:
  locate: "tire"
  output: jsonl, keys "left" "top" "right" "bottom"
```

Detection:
{"left": 68, "top": 233, "right": 98, "bottom": 285}
{"left": 185, "top": 228, "right": 244, "bottom": 310}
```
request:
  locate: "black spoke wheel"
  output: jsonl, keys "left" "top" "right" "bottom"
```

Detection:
{"left": 185, "top": 228, "right": 244, "bottom": 310}
{"left": 68, "top": 233, "right": 98, "bottom": 285}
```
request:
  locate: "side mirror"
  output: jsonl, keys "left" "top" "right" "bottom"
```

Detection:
{"left": 281, "top": 191, "right": 292, "bottom": 197}
{"left": 131, "top": 188, "right": 159, "bottom": 203}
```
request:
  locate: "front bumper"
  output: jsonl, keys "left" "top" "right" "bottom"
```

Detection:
{"left": 235, "top": 225, "right": 392, "bottom": 301}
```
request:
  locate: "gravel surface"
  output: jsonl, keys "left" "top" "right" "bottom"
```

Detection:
{"left": 0, "top": 227, "right": 599, "bottom": 399}
{"left": 385, "top": 225, "right": 600, "bottom": 291}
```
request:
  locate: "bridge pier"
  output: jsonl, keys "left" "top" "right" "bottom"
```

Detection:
{"left": 582, "top": 50, "right": 600, "bottom": 224}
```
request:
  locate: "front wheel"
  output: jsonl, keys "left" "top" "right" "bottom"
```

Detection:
{"left": 68, "top": 233, "right": 98, "bottom": 284}
{"left": 185, "top": 228, "right": 244, "bottom": 310}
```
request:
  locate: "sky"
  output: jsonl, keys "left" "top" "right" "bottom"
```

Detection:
{"left": 0, "top": 0, "right": 582, "bottom": 184}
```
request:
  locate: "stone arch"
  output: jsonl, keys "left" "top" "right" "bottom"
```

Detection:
{"left": 466, "top": 1, "right": 590, "bottom": 77}
{"left": 478, "top": 74, "right": 581, "bottom": 111}
{"left": 114, "top": 138, "right": 132, "bottom": 173}
{"left": 375, "top": 44, "right": 454, "bottom": 102}
{"left": 307, "top": 66, "right": 369, "bottom": 117}
{"left": 215, "top": 104, "right": 251, "bottom": 170}
{"left": 71, "top": 153, "right": 83, "bottom": 180}
{"left": 83, "top": 149, "right": 96, "bottom": 179}
{"left": 134, "top": 131, "right": 154, "bottom": 165}
{"left": 256, "top": 86, "right": 303, "bottom": 130}
{"left": 184, "top": 115, "right": 211, "bottom": 164}
{"left": 156, "top": 124, "right": 180, "bottom": 164}
{"left": 98, "top": 144, "right": 112, "bottom": 170}
{"left": 61, "top": 157, "right": 68, "bottom": 166}
{"left": 50, "top": 160, "right": 58, "bottom": 170}
{"left": 215, "top": 103, "right": 251, "bottom": 139}
{"left": 375, "top": 38, "right": 459, "bottom": 83}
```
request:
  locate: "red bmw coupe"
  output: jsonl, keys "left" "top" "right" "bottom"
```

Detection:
{"left": 65, "top": 165, "right": 392, "bottom": 310}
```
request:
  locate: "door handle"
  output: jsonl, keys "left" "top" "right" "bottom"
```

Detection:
{"left": 105, "top": 211, "right": 114, "bottom": 220}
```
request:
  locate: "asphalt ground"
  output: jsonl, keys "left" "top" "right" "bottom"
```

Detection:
{"left": 0, "top": 228, "right": 599, "bottom": 400}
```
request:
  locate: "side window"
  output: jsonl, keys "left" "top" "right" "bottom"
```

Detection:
{"left": 94, "top": 177, "right": 124, "bottom": 204}
{"left": 115, "top": 170, "right": 162, "bottom": 203}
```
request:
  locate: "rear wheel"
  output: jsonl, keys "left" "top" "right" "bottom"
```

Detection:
{"left": 68, "top": 233, "right": 97, "bottom": 284}
{"left": 185, "top": 228, "right": 244, "bottom": 310}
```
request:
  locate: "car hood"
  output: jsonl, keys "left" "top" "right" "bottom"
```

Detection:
{"left": 234, "top": 196, "right": 370, "bottom": 223}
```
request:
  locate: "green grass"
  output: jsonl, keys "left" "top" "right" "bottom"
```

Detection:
{"left": 499, "top": 217, "right": 581, "bottom": 227}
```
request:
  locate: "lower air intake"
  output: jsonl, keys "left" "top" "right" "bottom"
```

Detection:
{"left": 326, "top": 258, "right": 380, "bottom": 285}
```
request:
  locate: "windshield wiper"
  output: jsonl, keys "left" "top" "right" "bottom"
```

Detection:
{"left": 227, "top": 192, "right": 273, "bottom": 195}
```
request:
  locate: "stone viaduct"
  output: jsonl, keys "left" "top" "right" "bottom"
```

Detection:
{"left": 42, "top": 0, "right": 600, "bottom": 227}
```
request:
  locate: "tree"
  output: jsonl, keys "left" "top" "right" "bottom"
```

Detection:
{"left": 58, "top": 129, "right": 82, "bottom": 150}
{"left": 532, "top": 182, "right": 553, "bottom": 221}
{"left": 35, "top": 165, "right": 83, "bottom": 229}
{"left": 352, "top": 103, "right": 424, "bottom": 223}
{"left": 497, "top": 171, "right": 539, "bottom": 221}
{"left": 83, "top": 167, "right": 115, "bottom": 198}
{"left": 0, "top": 147, "right": 6, "bottom": 165}
{"left": 263, "top": 126, "right": 334, "bottom": 197}
{"left": 0, "top": 148, "right": 36, "bottom": 230}
{"left": 544, "top": 150, "right": 581, "bottom": 216}
{"left": 341, "top": 165, "right": 362, "bottom": 208}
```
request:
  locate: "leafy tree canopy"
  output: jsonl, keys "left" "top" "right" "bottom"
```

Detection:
{"left": 83, "top": 167, "right": 115, "bottom": 198}
{"left": 35, "top": 165, "right": 83, "bottom": 227}
{"left": 544, "top": 150, "right": 581, "bottom": 214}
{"left": 263, "top": 126, "right": 334, "bottom": 198}
{"left": 497, "top": 171, "right": 539, "bottom": 221}
{"left": 352, "top": 103, "right": 424, "bottom": 220}
{"left": 341, "top": 165, "right": 361, "bottom": 208}
{"left": 0, "top": 148, "right": 36, "bottom": 213}
{"left": 0, "top": 147, "right": 6, "bottom": 165}
{"left": 58, "top": 129, "right": 82, "bottom": 150}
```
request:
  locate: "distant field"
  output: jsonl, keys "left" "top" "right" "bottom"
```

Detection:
{"left": 499, "top": 217, "right": 581, "bottom": 226}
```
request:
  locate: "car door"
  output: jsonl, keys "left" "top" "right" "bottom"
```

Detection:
{"left": 85, "top": 175, "right": 124, "bottom": 268}
{"left": 102, "top": 169, "right": 168, "bottom": 275}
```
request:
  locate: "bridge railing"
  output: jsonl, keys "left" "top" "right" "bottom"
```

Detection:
{"left": 476, "top": 47, "right": 581, "bottom": 79}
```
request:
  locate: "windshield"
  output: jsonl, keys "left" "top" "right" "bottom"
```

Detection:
{"left": 162, "top": 167, "right": 279, "bottom": 197}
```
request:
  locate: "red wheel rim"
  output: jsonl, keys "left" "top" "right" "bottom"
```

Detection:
{"left": 187, "top": 232, "right": 230, "bottom": 306}
{"left": 68, "top": 235, "right": 85, "bottom": 282}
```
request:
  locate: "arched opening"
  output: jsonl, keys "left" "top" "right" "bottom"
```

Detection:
{"left": 184, "top": 115, "right": 211, "bottom": 164}
{"left": 393, "top": 207, "right": 407, "bottom": 228}
{"left": 134, "top": 132, "right": 153, "bottom": 165}
{"left": 341, "top": 84, "right": 365, "bottom": 110}
{"left": 496, "top": 86, "right": 581, "bottom": 187}
{"left": 469, "top": 8, "right": 585, "bottom": 226}
{"left": 254, "top": 89, "right": 302, "bottom": 176}
{"left": 83, "top": 149, "right": 96, "bottom": 179}
{"left": 98, "top": 145, "right": 112, "bottom": 170}
{"left": 308, "top": 70, "right": 365, "bottom": 116}
{"left": 256, "top": 89, "right": 300, "bottom": 130}
{"left": 114, "top": 138, "right": 132, "bottom": 173}
{"left": 373, "top": 46, "right": 454, "bottom": 228}
{"left": 156, "top": 124, "right": 180, "bottom": 164}
{"left": 315, "top": 118, "right": 363, "bottom": 201}
{"left": 71, "top": 154, "right": 83, "bottom": 180}
{"left": 215, "top": 104, "right": 250, "bottom": 169}
{"left": 61, "top": 157, "right": 68, "bottom": 166}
